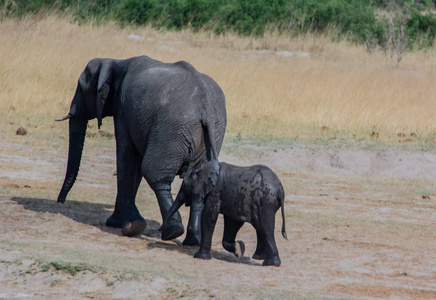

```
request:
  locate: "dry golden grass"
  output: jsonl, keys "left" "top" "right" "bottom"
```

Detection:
{"left": 1, "top": 15, "right": 435, "bottom": 143}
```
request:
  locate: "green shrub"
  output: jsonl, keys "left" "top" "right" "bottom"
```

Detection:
{"left": 1, "top": 0, "right": 436, "bottom": 51}
{"left": 406, "top": 10, "right": 436, "bottom": 48}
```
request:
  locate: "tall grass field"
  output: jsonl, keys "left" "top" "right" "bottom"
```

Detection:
{"left": 1, "top": 16, "right": 435, "bottom": 144}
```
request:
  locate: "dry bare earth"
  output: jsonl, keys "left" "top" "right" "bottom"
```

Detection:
{"left": 0, "top": 17, "right": 435, "bottom": 299}
{"left": 0, "top": 126, "right": 435, "bottom": 299}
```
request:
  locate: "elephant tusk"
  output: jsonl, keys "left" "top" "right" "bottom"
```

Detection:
{"left": 54, "top": 114, "right": 72, "bottom": 122}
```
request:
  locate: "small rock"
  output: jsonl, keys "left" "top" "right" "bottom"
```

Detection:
{"left": 86, "top": 131, "right": 97, "bottom": 138}
{"left": 99, "top": 130, "right": 115, "bottom": 138}
{"left": 399, "top": 138, "right": 413, "bottom": 143}
{"left": 16, "top": 127, "right": 27, "bottom": 136}
{"left": 128, "top": 34, "right": 144, "bottom": 42}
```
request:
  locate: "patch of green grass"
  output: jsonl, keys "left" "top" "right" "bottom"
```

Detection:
{"left": 44, "top": 261, "right": 95, "bottom": 276}
{"left": 50, "top": 279, "right": 59, "bottom": 287}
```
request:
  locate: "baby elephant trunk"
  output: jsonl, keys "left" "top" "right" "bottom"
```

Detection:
{"left": 159, "top": 191, "right": 185, "bottom": 231}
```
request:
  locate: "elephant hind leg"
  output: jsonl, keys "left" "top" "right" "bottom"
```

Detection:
{"left": 149, "top": 182, "right": 184, "bottom": 241}
{"left": 252, "top": 230, "right": 267, "bottom": 260}
{"left": 257, "top": 214, "right": 281, "bottom": 267}
{"left": 222, "top": 217, "right": 245, "bottom": 257}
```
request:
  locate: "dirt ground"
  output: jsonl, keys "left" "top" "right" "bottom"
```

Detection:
{"left": 0, "top": 129, "right": 435, "bottom": 299}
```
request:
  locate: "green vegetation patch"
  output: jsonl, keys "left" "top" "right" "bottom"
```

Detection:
{"left": 1, "top": 0, "right": 436, "bottom": 50}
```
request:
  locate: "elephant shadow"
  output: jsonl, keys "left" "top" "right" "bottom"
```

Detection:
{"left": 10, "top": 196, "right": 261, "bottom": 266}
{"left": 147, "top": 239, "right": 261, "bottom": 266}
{"left": 10, "top": 196, "right": 159, "bottom": 238}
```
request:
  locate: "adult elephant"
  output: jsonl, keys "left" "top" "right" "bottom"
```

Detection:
{"left": 56, "top": 55, "right": 227, "bottom": 245}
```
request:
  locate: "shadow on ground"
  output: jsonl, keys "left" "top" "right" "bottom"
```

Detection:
{"left": 10, "top": 196, "right": 260, "bottom": 266}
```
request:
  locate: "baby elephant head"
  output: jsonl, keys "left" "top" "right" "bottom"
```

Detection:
{"left": 161, "top": 160, "right": 220, "bottom": 230}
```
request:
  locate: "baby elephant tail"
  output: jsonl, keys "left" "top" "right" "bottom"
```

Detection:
{"left": 279, "top": 183, "right": 288, "bottom": 240}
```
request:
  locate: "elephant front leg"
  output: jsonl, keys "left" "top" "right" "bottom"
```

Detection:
{"left": 118, "top": 163, "right": 147, "bottom": 237}
{"left": 107, "top": 124, "right": 146, "bottom": 236}
{"left": 107, "top": 168, "right": 146, "bottom": 236}
{"left": 183, "top": 201, "right": 203, "bottom": 246}
{"left": 194, "top": 206, "right": 219, "bottom": 260}
{"left": 106, "top": 160, "right": 143, "bottom": 230}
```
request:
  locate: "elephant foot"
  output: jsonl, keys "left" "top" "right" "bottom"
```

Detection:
{"left": 122, "top": 220, "right": 147, "bottom": 237}
{"left": 262, "top": 256, "right": 281, "bottom": 267}
{"left": 234, "top": 240, "right": 245, "bottom": 258}
{"left": 161, "top": 224, "right": 184, "bottom": 241}
{"left": 106, "top": 213, "right": 123, "bottom": 228}
{"left": 252, "top": 252, "right": 266, "bottom": 260}
{"left": 182, "top": 230, "right": 201, "bottom": 246}
{"left": 194, "top": 250, "right": 212, "bottom": 260}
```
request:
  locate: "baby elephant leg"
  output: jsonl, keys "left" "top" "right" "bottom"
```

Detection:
{"left": 222, "top": 217, "right": 245, "bottom": 257}
{"left": 194, "top": 208, "right": 219, "bottom": 260}
{"left": 252, "top": 230, "right": 267, "bottom": 260}
{"left": 258, "top": 213, "right": 281, "bottom": 267}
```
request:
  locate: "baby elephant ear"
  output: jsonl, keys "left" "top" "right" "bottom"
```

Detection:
{"left": 191, "top": 160, "right": 220, "bottom": 199}
{"left": 203, "top": 159, "right": 220, "bottom": 195}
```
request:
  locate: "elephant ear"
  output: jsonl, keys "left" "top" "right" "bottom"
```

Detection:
{"left": 192, "top": 160, "right": 220, "bottom": 200}
{"left": 96, "top": 60, "right": 113, "bottom": 129}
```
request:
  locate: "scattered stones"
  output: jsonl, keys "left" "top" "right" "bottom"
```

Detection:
{"left": 85, "top": 131, "right": 97, "bottom": 138}
{"left": 128, "top": 34, "right": 144, "bottom": 42}
{"left": 399, "top": 138, "right": 414, "bottom": 143}
{"left": 99, "top": 130, "right": 115, "bottom": 138}
{"left": 86, "top": 130, "right": 115, "bottom": 138}
{"left": 16, "top": 127, "right": 27, "bottom": 136}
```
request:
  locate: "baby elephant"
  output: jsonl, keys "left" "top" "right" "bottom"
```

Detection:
{"left": 161, "top": 160, "right": 287, "bottom": 266}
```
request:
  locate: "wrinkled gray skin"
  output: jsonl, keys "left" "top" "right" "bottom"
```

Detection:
{"left": 56, "top": 56, "right": 226, "bottom": 245}
{"left": 162, "top": 160, "right": 287, "bottom": 266}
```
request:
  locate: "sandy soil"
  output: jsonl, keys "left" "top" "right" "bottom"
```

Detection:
{"left": 0, "top": 133, "right": 435, "bottom": 299}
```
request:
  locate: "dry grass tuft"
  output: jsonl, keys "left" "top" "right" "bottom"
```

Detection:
{"left": 1, "top": 16, "right": 435, "bottom": 143}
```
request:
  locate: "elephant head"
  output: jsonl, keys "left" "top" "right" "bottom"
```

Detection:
{"left": 160, "top": 160, "right": 220, "bottom": 230}
{"left": 56, "top": 59, "right": 115, "bottom": 203}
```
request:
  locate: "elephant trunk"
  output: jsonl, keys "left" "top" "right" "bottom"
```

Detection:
{"left": 57, "top": 118, "right": 88, "bottom": 203}
{"left": 159, "top": 191, "right": 185, "bottom": 231}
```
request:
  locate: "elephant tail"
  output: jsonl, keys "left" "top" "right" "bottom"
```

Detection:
{"left": 202, "top": 120, "right": 218, "bottom": 161}
{"left": 279, "top": 183, "right": 288, "bottom": 240}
